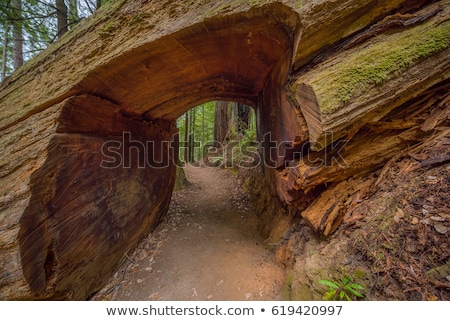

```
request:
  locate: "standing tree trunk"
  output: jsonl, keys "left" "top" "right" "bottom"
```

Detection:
{"left": 96, "top": 0, "right": 103, "bottom": 9}
{"left": 214, "top": 101, "right": 228, "bottom": 146}
{"left": 188, "top": 107, "right": 196, "bottom": 162}
{"left": 228, "top": 101, "right": 238, "bottom": 139}
{"left": 56, "top": 0, "right": 68, "bottom": 38}
{"left": 237, "top": 103, "right": 250, "bottom": 134}
{"left": 201, "top": 104, "right": 205, "bottom": 147}
{"left": 1, "top": 26, "right": 9, "bottom": 80}
{"left": 184, "top": 111, "right": 189, "bottom": 163}
{"left": 12, "top": 0, "right": 23, "bottom": 70}
{"left": 69, "top": 0, "right": 78, "bottom": 29}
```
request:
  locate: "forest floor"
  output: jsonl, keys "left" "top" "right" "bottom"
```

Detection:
{"left": 92, "top": 164, "right": 285, "bottom": 301}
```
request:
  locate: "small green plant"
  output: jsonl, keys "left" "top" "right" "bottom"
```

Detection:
{"left": 319, "top": 276, "right": 365, "bottom": 301}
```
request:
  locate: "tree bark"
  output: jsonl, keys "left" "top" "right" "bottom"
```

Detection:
{"left": 293, "top": 3, "right": 450, "bottom": 150}
{"left": 237, "top": 103, "right": 250, "bottom": 134}
{"left": 188, "top": 107, "right": 196, "bottom": 162}
{"left": 56, "top": 0, "right": 68, "bottom": 38}
{"left": 214, "top": 101, "right": 228, "bottom": 146}
{"left": 184, "top": 111, "right": 189, "bottom": 163}
{"left": 201, "top": 104, "right": 205, "bottom": 147}
{"left": 228, "top": 101, "right": 238, "bottom": 140}
{"left": 12, "top": 0, "right": 23, "bottom": 70}
{"left": 1, "top": 26, "right": 9, "bottom": 80}
{"left": 96, "top": 0, "right": 103, "bottom": 10}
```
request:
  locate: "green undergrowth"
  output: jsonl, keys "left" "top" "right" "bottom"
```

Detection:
{"left": 308, "top": 20, "right": 450, "bottom": 114}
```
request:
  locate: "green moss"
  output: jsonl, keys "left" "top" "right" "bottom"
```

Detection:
{"left": 129, "top": 12, "right": 152, "bottom": 26}
{"left": 311, "top": 20, "right": 450, "bottom": 114}
{"left": 100, "top": 19, "right": 120, "bottom": 37}
{"left": 353, "top": 269, "right": 365, "bottom": 279}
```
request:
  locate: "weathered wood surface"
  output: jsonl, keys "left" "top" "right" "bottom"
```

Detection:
{"left": 2, "top": 94, "right": 177, "bottom": 299}
{"left": 0, "top": 0, "right": 415, "bottom": 129}
{"left": 1, "top": 0, "right": 449, "bottom": 299}
{"left": 292, "top": 82, "right": 450, "bottom": 235}
{"left": 293, "top": 2, "right": 450, "bottom": 150}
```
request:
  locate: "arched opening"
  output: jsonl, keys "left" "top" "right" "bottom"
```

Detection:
{"left": 17, "top": 3, "right": 304, "bottom": 299}
{"left": 176, "top": 101, "right": 257, "bottom": 167}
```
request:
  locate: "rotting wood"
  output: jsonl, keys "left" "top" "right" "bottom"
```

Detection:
{"left": 421, "top": 98, "right": 450, "bottom": 132}
{"left": 282, "top": 80, "right": 450, "bottom": 233}
{"left": 300, "top": 177, "right": 376, "bottom": 236}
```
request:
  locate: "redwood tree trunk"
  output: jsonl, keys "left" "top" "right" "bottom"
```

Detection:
{"left": 1, "top": 26, "right": 9, "bottom": 80}
{"left": 214, "top": 101, "right": 228, "bottom": 146}
{"left": 237, "top": 103, "right": 250, "bottom": 134}
{"left": 12, "top": 0, "right": 23, "bottom": 70}
{"left": 56, "top": 0, "right": 68, "bottom": 38}
{"left": 184, "top": 110, "right": 189, "bottom": 162}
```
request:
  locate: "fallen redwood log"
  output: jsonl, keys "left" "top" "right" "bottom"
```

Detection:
{"left": 282, "top": 80, "right": 450, "bottom": 235}
{"left": 0, "top": 0, "right": 447, "bottom": 300}
{"left": 293, "top": 4, "right": 450, "bottom": 150}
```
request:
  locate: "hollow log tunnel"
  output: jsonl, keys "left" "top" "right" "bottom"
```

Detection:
{"left": 12, "top": 4, "right": 306, "bottom": 299}
{"left": 2, "top": 0, "right": 448, "bottom": 300}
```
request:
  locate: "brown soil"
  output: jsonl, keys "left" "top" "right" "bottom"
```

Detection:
{"left": 92, "top": 164, "right": 285, "bottom": 301}
{"left": 281, "top": 135, "right": 450, "bottom": 301}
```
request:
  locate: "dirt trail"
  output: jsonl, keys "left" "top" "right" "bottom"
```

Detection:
{"left": 93, "top": 165, "right": 285, "bottom": 301}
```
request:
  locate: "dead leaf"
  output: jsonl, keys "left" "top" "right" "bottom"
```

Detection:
{"left": 411, "top": 217, "right": 419, "bottom": 225}
{"left": 434, "top": 222, "right": 448, "bottom": 234}
{"left": 396, "top": 208, "right": 405, "bottom": 218}
{"left": 394, "top": 208, "right": 405, "bottom": 223}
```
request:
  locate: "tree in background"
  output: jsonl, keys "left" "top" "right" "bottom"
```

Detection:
{"left": 178, "top": 102, "right": 216, "bottom": 163}
{"left": 97, "top": 0, "right": 108, "bottom": 9}
{"left": 183, "top": 107, "right": 189, "bottom": 163}
{"left": 214, "top": 101, "right": 229, "bottom": 146}
{"left": 0, "top": 0, "right": 106, "bottom": 81}
{"left": 1, "top": 25, "right": 8, "bottom": 80}
{"left": 214, "top": 101, "right": 253, "bottom": 145}
{"left": 237, "top": 103, "right": 250, "bottom": 134}
{"left": 177, "top": 101, "right": 255, "bottom": 164}
{"left": 56, "top": 0, "right": 68, "bottom": 37}
{"left": 12, "top": 0, "right": 23, "bottom": 70}
{"left": 68, "top": 0, "right": 78, "bottom": 29}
